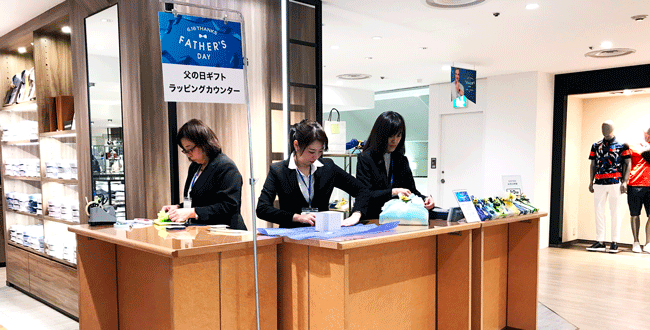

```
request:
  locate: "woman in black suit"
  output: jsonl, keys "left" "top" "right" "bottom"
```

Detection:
{"left": 356, "top": 111, "right": 435, "bottom": 220}
{"left": 160, "top": 119, "right": 247, "bottom": 230}
{"left": 256, "top": 120, "right": 369, "bottom": 228}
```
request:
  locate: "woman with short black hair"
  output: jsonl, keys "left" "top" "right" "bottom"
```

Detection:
{"left": 356, "top": 111, "right": 435, "bottom": 220}
{"left": 160, "top": 119, "right": 246, "bottom": 229}
{"left": 256, "top": 120, "right": 370, "bottom": 228}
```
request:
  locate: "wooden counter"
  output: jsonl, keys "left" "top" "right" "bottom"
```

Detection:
{"left": 277, "top": 220, "right": 480, "bottom": 330}
{"left": 472, "top": 212, "right": 547, "bottom": 330}
{"left": 69, "top": 225, "right": 281, "bottom": 330}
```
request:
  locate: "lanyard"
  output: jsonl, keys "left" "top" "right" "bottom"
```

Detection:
{"left": 389, "top": 158, "right": 394, "bottom": 187}
{"left": 188, "top": 169, "right": 201, "bottom": 196}
{"left": 297, "top": 166, "right": 312, "bottom": 208}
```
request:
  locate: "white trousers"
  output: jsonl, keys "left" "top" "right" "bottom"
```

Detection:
{"left": 593, "top": 184, "right": 621, "bottom": 242}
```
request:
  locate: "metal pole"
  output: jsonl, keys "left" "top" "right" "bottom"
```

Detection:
{"left": 160, "top": 2, "right": 261, "bottom": 328}
{"left": 282, "top": 0, "right": 289, "bottom": 158}
{"left": 238, "top": 14, "right": 262, "bottom": 330}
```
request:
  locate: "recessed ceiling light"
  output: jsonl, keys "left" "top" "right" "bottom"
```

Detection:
{"left": 600, "top": 41, "right": 613, "bottom": 49}
{"left": 526, "top": 3, "right": 539, "bottom": 10}
{"left": 585, "top": 47, "right": 635, "bottom": 58}
{"left": 17, "top": 47, "right": 26, "bottom": 54}
{"left": 337, "top": 73, "right": 372, "bottom": 80}
{"left": 441, "top": 65, "right": 451, "bottom": 71}
{"left": 623, "top": 89, "right": 632, "bottom": 96}
{"left": 365, "top": 57, "right": 373, "bottom": 60}
{"left": 61, "top": 26, "right": 72, "bottom": 34}
{"left": 372, "top": 36, "right": 382, "bottom": 40}
{"left": 425, "top": 0, "right": 485, "bottom": 9}
{"left": 631, "top": 14, "right": 647, "bottom": 22}
{"left": 331, "top": 45, "right": 339, "bottom": 50}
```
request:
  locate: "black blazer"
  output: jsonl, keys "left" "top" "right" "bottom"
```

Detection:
{"left": 183, "top": 153, "right": 247, "bottom": 230}
{"left": 256, "top": 157, "right": 370, "bottom": 228}
{"left": 356, "top": 151, "right": 425, "bottom": 220}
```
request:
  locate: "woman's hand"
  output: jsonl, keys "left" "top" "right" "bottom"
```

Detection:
{"left": 293, "top": 213, "right": 315, "bottom": 226}
{"left": 424, "top": 196, "right": 435, "bottom": 210}
{"left": 342, "top": 212, "right": 361, "bottom": 227}
{"left": 160, "top": 204, "right": 179, "bottom": 213}
{"left": 168, "top": 208, "right": 196, "bottom": 223}
{"left": 392, "top": 188, "right": 411, "bottom": 197}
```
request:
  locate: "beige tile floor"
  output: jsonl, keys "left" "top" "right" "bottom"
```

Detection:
{"left": 1, "top": 246, "right": 649, "bottom": 329}
{"left": 0, "top": 268, "right": 78, "bottom": 330}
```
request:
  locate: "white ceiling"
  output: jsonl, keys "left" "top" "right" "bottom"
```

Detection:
{"left": 0, "top": 0, "right": 65, "bottom": 37}
{"left": 323, "top": 0, "right": 650, "bottom": 91}
{"left": 2, "top": 0, "right": 649, "bottom": 93}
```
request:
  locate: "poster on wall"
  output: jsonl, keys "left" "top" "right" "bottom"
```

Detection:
{"left": 158, "top": 12, "right": 245, "bottom": 104}
{"left": 450, "top": 66, "right": 476, "bottom": 107}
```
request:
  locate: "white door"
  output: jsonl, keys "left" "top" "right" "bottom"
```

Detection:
{"left": 438, "top": 112, "right": 484, "bottom": 208}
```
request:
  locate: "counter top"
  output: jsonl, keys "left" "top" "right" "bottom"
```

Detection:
{"left": 281, "top": 212, "right": 547, "bottom": 250}
{"left": 479, "top": 212, "right": 547, "bottom": 227}
{"left": 283, "top": 219, "right": 480, "bottom": 250}
{"left": 69, "top": 225, "right": 282, "bottom": 258}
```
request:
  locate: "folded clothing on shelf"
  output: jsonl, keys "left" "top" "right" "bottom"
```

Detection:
{"left": 47, "top": 198, "right": 80, "bottom": 222}
{"left": 6, "top": 192, "right": 38, "bottom": 214}
{"left": 0, "top": 120, "right": 38, "bottom": 141}
{"left": 45, "top": 159, "right": 77, "bottom": 179}
{"left": 44, "top": 234, "right": 76, "bottom": 264}
{"left": 4, "top": 158, "right": 40, "bottom": 177}
{"left": 9, "top": 224, "right": 44, "bottom": 252}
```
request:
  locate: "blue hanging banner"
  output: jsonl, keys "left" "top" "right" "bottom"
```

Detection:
{"left": 158, "top": 11, "right": 245, "bottom": 103}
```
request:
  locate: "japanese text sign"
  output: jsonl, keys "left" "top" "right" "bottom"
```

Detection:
{"left": 159, "top": 12, "right": 245, "bottom": 104}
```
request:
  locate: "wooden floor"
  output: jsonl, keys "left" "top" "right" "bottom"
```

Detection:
{"left": 0, "top": 246, "right": 649, "bottom": 329}
{"left": 539, "top": 246, "right": 650, "bottom": 330}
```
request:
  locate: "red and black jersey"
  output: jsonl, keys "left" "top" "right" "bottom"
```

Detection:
{"left": 629, "top": 141, "right": 650, "bottom": 187}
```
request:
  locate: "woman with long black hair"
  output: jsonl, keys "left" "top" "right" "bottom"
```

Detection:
{"left": 356, "top": 111, "right": 435, "bottom": 220}
{"left": 256, "top": 120, "right": 369, "bottom": 228}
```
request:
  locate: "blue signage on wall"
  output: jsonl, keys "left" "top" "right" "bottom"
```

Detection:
{"left": 158, "top": 12, "right": 243, "bottom": 69}
{"left": 158, "top": 11, "right": 246, "bottom": 104}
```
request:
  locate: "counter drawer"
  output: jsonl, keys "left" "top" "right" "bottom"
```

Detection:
{"left": 29, "top": 253, "right": 79, "bottom": 317}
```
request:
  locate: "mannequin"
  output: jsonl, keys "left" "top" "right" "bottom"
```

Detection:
{"left": 627, "top": 125, "right": 650, "bottom": 253}
{"left": 587, "top": 120, "right": 631, "bottom": 253}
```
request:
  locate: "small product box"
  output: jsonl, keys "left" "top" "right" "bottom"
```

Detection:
{"left": 315, "top": 211, "right": 343, "bottom": 232}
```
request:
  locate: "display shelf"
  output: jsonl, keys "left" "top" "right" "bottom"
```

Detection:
{"left": 42, "top": 177, "right": 78, "bottom": 185}
{"left": 7, "top": 209, "right": 42, "bottom": 220}
{"left": 0, "top": 100, "right": 37, "bottom": 112}
{"left": 7, "top": 240, "right": 76, "bottom": 269}
{"left": 40, "top": 130, "right": 76, "bottom": 138}
{"left": 2, "top": 139, "right": 39, "bottom": 146}
{"left": 1, "top": 2, "right": 79, "bottom": 318}
{"left": 43, "top": 215, "right": 79, "bottom": 226}
{"left": 4, "top": 175, "right": 41, "bottom": 182}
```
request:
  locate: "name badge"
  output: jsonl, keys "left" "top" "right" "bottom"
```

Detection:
{"left": 184, "top": 197, "right": 192, "bottom": 209}
{"left": 301, "top": 207, "right": 318, "bottom": 214}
